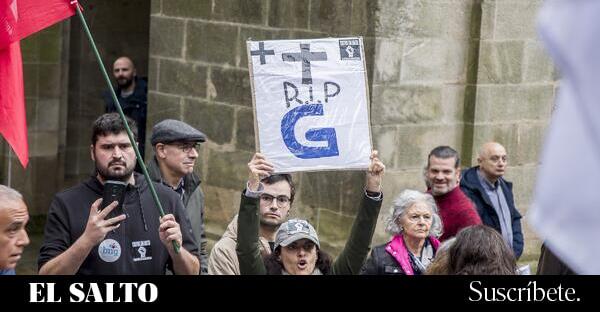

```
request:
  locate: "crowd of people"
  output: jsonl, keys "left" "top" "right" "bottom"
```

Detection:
{"left": 0, "top": 56, "right": 565, "bottom": 276}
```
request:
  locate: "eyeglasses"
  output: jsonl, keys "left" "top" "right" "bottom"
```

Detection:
{"left": 171, "top": 142, "right": 199, "bottom": 153}
{"left": 260, "top": 193, "right": 291, "bottom": 207}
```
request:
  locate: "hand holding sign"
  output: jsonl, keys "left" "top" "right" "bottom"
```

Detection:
{"left": 247, "top": 153, "right": 274, "bottom": 191}
{"left": 366, "top": 150, "right": 385, "bottom": 193}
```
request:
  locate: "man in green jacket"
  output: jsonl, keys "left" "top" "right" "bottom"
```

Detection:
{"left": 237, "top": 151, "right": 385, "bottom": 275}
{"left": 147, "top": 119, "right": 208, "bottom": 274}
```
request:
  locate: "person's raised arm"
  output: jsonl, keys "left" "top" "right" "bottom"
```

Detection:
{"left": 333, "top": 150, "right": 385, "bottom": 274}
{"left": 237, "top": 153, "right": 274, "bottom": 275}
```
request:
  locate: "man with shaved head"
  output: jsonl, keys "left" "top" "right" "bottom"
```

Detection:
{"left": 103, "top": 56, "right": 148, "bottom": 162}
{"left": 0, "top": 185, "right": 30, "bottom": 275}
{"left": 460, "top": 142, "right": 524, "bottom": 258}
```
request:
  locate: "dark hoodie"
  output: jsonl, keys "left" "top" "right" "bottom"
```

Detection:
{"left": 38, "top": 173, "right": 199, "bottom": 275}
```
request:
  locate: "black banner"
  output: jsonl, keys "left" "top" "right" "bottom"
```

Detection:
{"left": 0, "top": 275, "right": 597, "bottom": 307}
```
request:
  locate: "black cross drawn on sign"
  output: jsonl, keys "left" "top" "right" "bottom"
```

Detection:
{"left": 282, "top": 43, "right": 327, "bottom": 84}
{"left": 250, "top": 42, "right": 275, "bottom": 65}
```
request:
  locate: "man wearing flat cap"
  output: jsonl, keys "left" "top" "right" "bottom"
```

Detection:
{"left": 147, "top": 119, "right": 209, "bottom": 274}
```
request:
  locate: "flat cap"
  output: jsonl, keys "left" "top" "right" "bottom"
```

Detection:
{"left": 151, "top": 119, "right": 206, "bottom": 145}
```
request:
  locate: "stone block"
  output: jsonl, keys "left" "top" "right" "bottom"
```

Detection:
{"left": 287, "top": 30, "right": 328, "bottom": 40}
{"left": 298, "top": 171, "right": 338, "bottom": 210}
{"left": 475, "top": 85, "right": 554, "bottom": 122}
{"left": 184, "top": 98, "right": 234, "bottom": 145}
{"left": 151, "top": 0, "right": 161, "bottom": 15}
{"left": 150, "top": 17, "right": 184, "bottom": 58}
{"left": 351, "top": 0, "right": 378, "bottom": 36}
{"left": 23, "top": 64, "right": 38, "bottom": 97}
{"left": 21, "top": 36, "right": 39, "bottom": 62}
{"left": 371, "top": 85, "right": 443, "bottom": 125}
{"left": 25, "top": 99, "right": 38, "bottom": 131}
{"left": 515, "top": 122, "right": 547, "bottom": 165}
{"left": 38, "top": 64, "right": 61, "bottom": 98}
{"left": 38, "top": 29, "right": 62, "bottom": 63}
{"left": 209, "top": 67, "right": 252, "bottom": 107}
{"left": 397, "top": 124, "right": 464, "bottom": 169}
{"left": 479, "top": 40, "right": 524, "bottom": 84}
{"left": 148, "top": 57, "right": 159, "bottom": 91}
{"left": 35, "top": 100, "right": 60, "bottom": 132}
{"left": 338, "top": 171, "right": 366, "bottom": 215}
{"left": 480, "top": 0, "right": 496, "bottom": 40}
{"left": 310, "top": 0, "right": 352, "bottom": 35}
{"left": 162, "top": 0, "right": 210, "bottom": 19}
{"left": 212, "top": 0, "right": 264, "bottom": 25}
{"left": 147, "top": 91, "right": 183, "bottom": 131}
{"left": 235, "top": 108, "right": 256, "bottom": 152}
{"left": 316, "top": 209, "right": 354, "bottom": 253}
{"left": 297, "top": 170, "right": 363, "bottom": 215}
{"left": 440, "top": 85, "right": 466, "bottom": 124}
{"left": 401, "top": 39, "right": 467, "bottom": 83}
{"left": 363, "top": 37, "right": 376, "bottom": 83}
{"left": 28, "top": 131, "right": 59, "bottom": 157}
{"left": 381, "top": 170, "right": 427, "bottom": 206}
{"left": 206, "top": 150, "right": 253, "bottom": 190}
{"left": 523, "top": 40, "right": 558, "bottom": 83}
{"left": 158, "top": 59, "right": 207, "bottom": 98}
{"left": 494, "top": 0, "right": 543, "bottom": 40}
{"left": 268, "top": 0, "right": 309, "bottom": 29}
{"left": 375, "top": 0, "right": 472, "bottom": 39}
{"left": 186, "top": 21, "right": 238, "bottom": 65}
{"left": 503, "top": 164, "right": 538, "bottom": 209}
{"left": 31, "top": 156, "right": 62, "bottom": 215}
{"left": 371, "top": 125, "right": 399, "bottom": 169}
{"left": 372, "top": 39, "right": 402, "bottom": 85}
{"left": 239, "top": 27, "right": 290, "bottom": 69}
{"left": 472, "top": 123, "right": 519, "bottom": 163}
{"left": 203, "top": 185, "right": 240, "bottom": 235}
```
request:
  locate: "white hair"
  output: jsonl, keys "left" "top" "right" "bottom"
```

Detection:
{"left": 0, "top": 184, "right": 22, "bottom": 201}
{"left": 384, "top": 189, "right": 443, "bottom": 238}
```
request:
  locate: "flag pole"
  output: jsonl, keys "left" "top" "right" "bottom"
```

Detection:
{"left": 72, "top": 3, "right": 179, "bottom": 253}
{"left": 7, "top": 148, "right": 12, "bottom": 187}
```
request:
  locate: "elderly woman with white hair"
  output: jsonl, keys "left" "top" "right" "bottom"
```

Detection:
{"left": 361, "top": 190, "right": 443, "bottom": 275}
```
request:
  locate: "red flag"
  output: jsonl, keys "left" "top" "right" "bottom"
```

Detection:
{"left": 0, "top": 42, "right": 27, "bottom": 166}
{"left": 0, "top": 0, "right": 75, "bottom": 167}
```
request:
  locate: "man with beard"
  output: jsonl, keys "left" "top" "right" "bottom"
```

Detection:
{"left": 424, "top": 146, "right": 481, "bottom": 241}
{"left": 460, "top": 142, "right": 524, "bottom": 258}
{"left": 38, "top": 113, "right": 199, "bottom": 275}
{"left": 207, "top": 153, "right": 295, "bottom": 275}
{"left": 103, "top": 56, "right": 148, "bottom": 162}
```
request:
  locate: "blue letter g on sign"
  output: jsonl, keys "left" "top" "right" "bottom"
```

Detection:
{"left": 281, "top": 104, "right": 339, "bottom": 159}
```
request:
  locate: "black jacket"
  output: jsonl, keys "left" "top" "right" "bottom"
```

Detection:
{"left": 360, "top": 244, "right": 407, "bottom": 275}
{"left": 103, "top": 76, "right": 148, "bottom": 160}
{"left": 460, "top": 166, "right": 524, "bottom": 258}
{"left": 38, "top": 173, "right": 199, "bottom": 275}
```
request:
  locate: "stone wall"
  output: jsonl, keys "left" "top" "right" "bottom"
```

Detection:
{"left": 64, "top": 0, "right": 151, "bottom": 187}
{"left": 0, "top": 24, "right": 69, "bottom": 216}
{"left": 473, "top": 0, "right": 555, "bottom": 263}
{"left": 148, "top": 0, "right": 555, "bottom": 264}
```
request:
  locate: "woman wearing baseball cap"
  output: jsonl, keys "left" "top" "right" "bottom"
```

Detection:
{"left": 236, "top": 151, "right": 385, "bottom": 275}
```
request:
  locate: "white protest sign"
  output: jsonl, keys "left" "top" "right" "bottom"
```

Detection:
{"left": 247, "top": 37, "right": 372, "bottom": 173}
